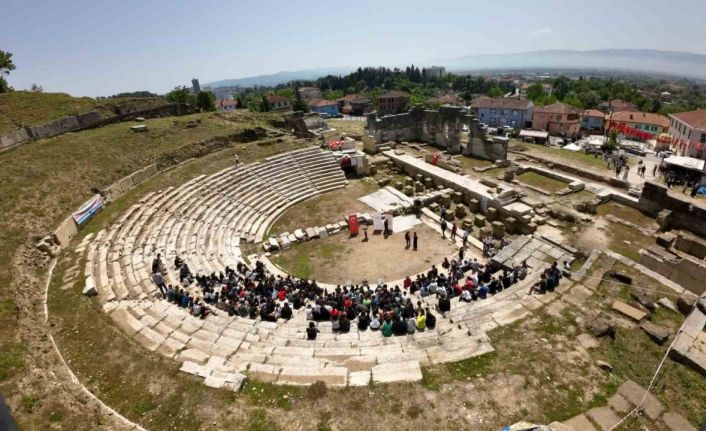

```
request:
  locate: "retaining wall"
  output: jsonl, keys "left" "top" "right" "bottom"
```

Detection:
{"left": 0, "top": 103, "right": 191, "bottom": 153}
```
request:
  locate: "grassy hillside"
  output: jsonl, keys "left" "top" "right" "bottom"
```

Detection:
{"left": 0, "top": 91, "right": 167, "bottom": 134}
{"left": 0, "top": 109, "right": 310, "bottom": 429}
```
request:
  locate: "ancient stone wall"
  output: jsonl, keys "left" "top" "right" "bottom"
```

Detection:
{"left": 639, "top": 250, "right": 706, "bottom": 295}
{"left": 462, "top": 118, "right": 505, "bottom": 161}
{"left": 364, "top": 106, "right": 467, "bottom": 154}
{"left": 638, "top": 181, "right": 706, "bottom": 238}
{"left": 0, "top": 103, "right": 191, "bottom": 153}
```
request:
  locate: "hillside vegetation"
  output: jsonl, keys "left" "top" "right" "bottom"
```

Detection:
{"left": 0, "top": 91, "right": 167, "bottom": 134}
{"left": 0, "top": 108, "right": 309, "bottom": 429}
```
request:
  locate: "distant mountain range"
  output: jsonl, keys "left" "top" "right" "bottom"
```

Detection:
{"left": 204, "top": 49, "right": 706, "bottom": 88}
{"left": 204, "top": 67, "right": 353, "bottom": 88}
{"left": 443, "top": 49, "right": 706, "bottom": 79}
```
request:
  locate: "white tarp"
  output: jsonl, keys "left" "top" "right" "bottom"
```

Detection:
{"left": 359, "top": 188, "right": 407, "bottom": 212}
{"left": 391, "top": 214, "right": 421, "bottom": 233}
{"left": 663, "top": 155, "right": 705, "bottom": 172}
{"left": 562, "top": 143, "right": 582, "bottom": 152}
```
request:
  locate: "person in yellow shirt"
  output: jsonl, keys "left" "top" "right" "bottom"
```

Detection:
{"left": 416, "top": 310, "right": 426, "bottom": 331}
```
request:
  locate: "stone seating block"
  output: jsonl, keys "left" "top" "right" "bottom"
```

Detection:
{"left": 178, "top": 349, "right": 210, "bottom": 365}
{"left": 314, "top": 347, "right": 361, "bottom": 359}
{"left": 272, "top": 346, "right": 314, "bottom": 357}
{"left": 247, "top": 363, "right": 281, "bottom": 383}
{"left": 348, "top": 370, "right": 371, "bottom": 386}
{"left": 112, "top": 308, "right": 144, "bottom": 336}
{"left": 156, "top": 337, "right": 184, "bottom": 358}
{"left": 134, "top": 327, "right": 165, "bottom": 352}
{"left": 372, "top": 361, "right": 422, "bottom": 383}
{"left": 186, "top": 338, "right": 214, "bottom": 352}
{"left": 180, "top": 361, "right": 206, "bottom": 376}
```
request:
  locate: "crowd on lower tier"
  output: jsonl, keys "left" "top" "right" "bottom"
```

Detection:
{"left": 148, "top": 247, "right": 568, "bottom": 336}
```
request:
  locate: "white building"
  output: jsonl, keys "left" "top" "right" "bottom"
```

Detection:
{"left": 668, "top": 109, "right": 706, "bottom": 159}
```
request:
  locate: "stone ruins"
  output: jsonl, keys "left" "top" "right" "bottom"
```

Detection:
{"left": 363, "top": 106, "right": 508, "bottom": 161}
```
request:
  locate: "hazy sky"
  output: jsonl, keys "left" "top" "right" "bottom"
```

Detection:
{"left": 3, "top": 0, "right": 706, "bottom": 97}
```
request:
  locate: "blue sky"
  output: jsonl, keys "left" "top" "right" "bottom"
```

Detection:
{"left": 2, "top": 0, "right": 706, "bottom": 97}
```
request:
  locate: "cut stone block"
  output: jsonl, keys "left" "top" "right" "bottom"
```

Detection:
{"left": 617, "top": 379, "right": 664, "bottom": 420}
{"left": 607, "top": 393, "right": 631, "bottom": 413}
{"left": 585, "top": 406, "right": 621, "bottom": 431}
{"left": 371, "top": 361, "right": 422, "bottom": 383}
{"left": 661, "top": 412, "right": 698, "bottom": 431}
{"left": 348, "top": 370, "right": 371, "bottom": 386}
{"left": 178, "top": 349, "right": 209, "bottom": 365}
{"left": 563, "top": 414, "right": 598, "bottom": 431}
{"left": 277, "top": 365, "right": 348, "bottom": 386}
{"left": 267, "top": 237, "right": 279, "bottom": 250}
{"left": 248, "top": 363, "right": 280, "bottom": 383}
{"left": 612, "top": 300, "right": 647, "bottom": 321}
{"left": 112, "top": 308, "right": 144, "bottom": 336}
{"left": 640, "top": 321, "right": 671, "bottom": 344}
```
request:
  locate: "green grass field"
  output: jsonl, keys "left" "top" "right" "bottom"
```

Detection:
{"left": 0, "top": 91, "right": 167, "bottom": 134}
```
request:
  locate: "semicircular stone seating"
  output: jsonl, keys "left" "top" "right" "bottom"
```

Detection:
{"left": 80, "top": 146, "right": 551, "bottom": 391}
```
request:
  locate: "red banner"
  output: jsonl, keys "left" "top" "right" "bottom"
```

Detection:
{"left": 348, "top": 214, "right": 359, "bottom": 235}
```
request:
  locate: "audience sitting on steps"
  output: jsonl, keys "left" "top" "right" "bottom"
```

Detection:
{"left": 151, "top": 250, "right": 560, "bottom": 338}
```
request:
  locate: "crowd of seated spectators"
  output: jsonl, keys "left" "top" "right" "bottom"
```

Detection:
{"left": 151, "top": 247, "right": 564, "bottom": 338}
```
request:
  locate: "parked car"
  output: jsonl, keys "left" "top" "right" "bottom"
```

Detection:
{"left": 657, "top": 150, "right": 673, "bottom": 159}
{"left": 624, "top": 147, "right": 647, "bottom": 157}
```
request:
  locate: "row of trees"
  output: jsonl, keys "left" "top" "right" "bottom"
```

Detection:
{"left": 164, "top": 86, "right": 216, "bottom": 111}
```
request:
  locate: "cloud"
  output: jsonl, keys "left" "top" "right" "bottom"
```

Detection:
{"left": 531, "top": 27, "right": 554, "bottom": 37}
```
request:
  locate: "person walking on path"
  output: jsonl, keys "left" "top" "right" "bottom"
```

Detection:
{"left": 405, "top": 231, "right": 411, "bottom": 248}
{"left": 652, "top": 164, "right": 657, "bottom": 177}
{"left": 450, "top": 224, "right": 457, "bottom": 240}
{"left": 440, "top": 219, "right": 447, "bottom": 238}
{"left": 462, "top": 229, "right": 469, "bottom": 247}
{"left": 413, "top": 232, "right": 418, "bottom": 251}
{"left": 622, "top": 164, "right": 630, "bottom": 181}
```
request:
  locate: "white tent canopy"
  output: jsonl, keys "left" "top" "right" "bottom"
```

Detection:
{"left": 663, "top": 155, "right": 705, "bottom": 172}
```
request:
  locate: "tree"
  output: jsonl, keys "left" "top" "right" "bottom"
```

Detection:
{"left": 486, "top": 86, "right": 503, "bottom": 97}
{"left": 30, "top": 83, "right": 43, "bottom": 93}
{"left": 165, "top": 86, "right": 194, "bottom": 104}
{"left": 526, "top": 83, "right": 545, "bottom": 101}
{"left": 292, "top": 89, "right": 307, "bottom": 112}
{"left": 0, "top": 50, "right": 16, "bottom": 93}
{"left": 602, "top": 129, "right": 619, "bottom": 153}
{"left": 195, "top": 91, "right": 216, "bottom": 111}
{"left": 259, "top": 95, "right": 271, "bottom": 112}
{"left": 236, "top": 95, "right": 246, "bottom": 109}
